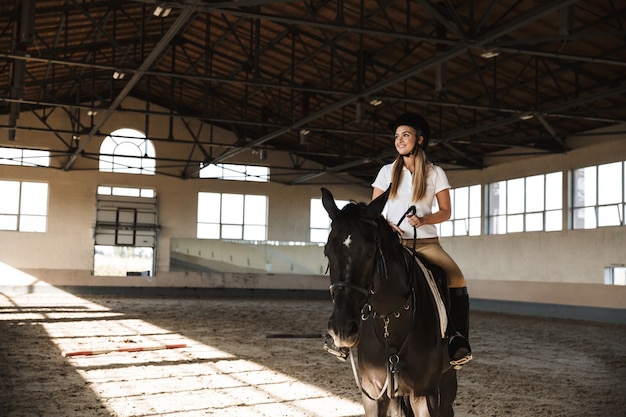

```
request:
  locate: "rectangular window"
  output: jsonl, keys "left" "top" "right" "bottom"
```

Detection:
{"left": 572, "top": 161, "right": 625, "bottom": 229}
{"left": 487, "top": 172, "right": 562, "bottom": 234}
{"left": 0, "top": 147, "right": 50, "bottom": 167}
{"left": 440, "top": 185, "right": 482, "bottom": 237}
{"left": 0, "top": 180, "right": 48, "bottom": 232}
{"left": 97, "top": 186, "right": 155, "bottom": 198}
{"left": 197, "top": 192, "right": 267, "bottom": 240}
{"left": 199, "top": 163, "right": 269, "bottom": 182}
{"left": 604, "top": 265, "right": 626, "bottom": 286}
{"left": 309, "top": 198, "right": 350, "bottom": 243}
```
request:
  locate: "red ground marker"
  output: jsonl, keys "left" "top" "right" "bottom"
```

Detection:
{"left": 62, "top": 343, "right": 187, "bottom": 357}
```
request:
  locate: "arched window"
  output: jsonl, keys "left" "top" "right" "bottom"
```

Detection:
{"left": 99, "top": 128, "right": 155, "bottom": 174}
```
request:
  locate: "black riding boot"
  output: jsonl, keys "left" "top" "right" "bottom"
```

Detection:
{"left": 449, "top": 287, "right": 472, "bottom": 367}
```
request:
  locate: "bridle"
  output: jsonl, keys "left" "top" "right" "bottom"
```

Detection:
{"left": 327, "top": 214, "right": 418, "bottom": 400}
{"left": 328, "top": 209, "right": 417, "bottom": 314}
{"left": 329, "top": 204, "right": 417, "bottom": 304}
{"left": 329, "top": 279, "right": 373, "bottom": 301}
{"left": 328, "top": 217, "right": 387, "bottom": 304}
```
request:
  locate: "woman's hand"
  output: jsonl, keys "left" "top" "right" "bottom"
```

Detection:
{"left": 406, "top": 214, "right": 426, "bottom": 228}
{"left": 389, "top": 223, "right": 404, "bottom": 235}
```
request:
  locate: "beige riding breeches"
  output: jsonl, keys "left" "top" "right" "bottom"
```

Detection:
{"left": 401, "top": 237, "right": 466, "bottom": 288}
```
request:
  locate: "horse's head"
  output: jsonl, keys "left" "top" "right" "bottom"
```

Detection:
{"left": 321, "top": 187, "right": 390, "bottom": 348}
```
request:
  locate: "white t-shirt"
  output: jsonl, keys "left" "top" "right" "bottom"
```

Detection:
{"left": 372, "top": 162, "right": 451, "bottom": 239}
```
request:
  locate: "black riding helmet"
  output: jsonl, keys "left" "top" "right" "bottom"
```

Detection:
{"left": 388, "top": 112, "right": 431, "bottom": 150}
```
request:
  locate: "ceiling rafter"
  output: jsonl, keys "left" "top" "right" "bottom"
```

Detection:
{"left": 0, "top": 0, "right": 624, "bottom": 184}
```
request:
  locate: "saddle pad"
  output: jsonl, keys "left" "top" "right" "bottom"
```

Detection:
{"left": 411, "top": 251, "right": 447, "bottom": 339}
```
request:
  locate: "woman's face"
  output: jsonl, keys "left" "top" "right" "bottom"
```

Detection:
{"left": 394, "top": 125, "right": 423, "bottom": 155}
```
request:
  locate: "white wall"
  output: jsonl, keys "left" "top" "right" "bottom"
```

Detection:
{"left": 443, "top": 228, "right": 625, "bottom": 284}
{"left": 0, "top": 99, "right": 624, "bottom": 316}
{"left": 0, "top": 97, "right": 369, "bottom": 275}
{"left": 0, "top": 166, "right": 365, "bottom": 273}
{"left": 443, "top": 126, "right": 626, "bottom": 287}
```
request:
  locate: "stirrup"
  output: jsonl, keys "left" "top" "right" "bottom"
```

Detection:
{"left": 448, "top": 333, "right": 472, "bottom": 369}
{"left": 323, "top": 335, "right": 349, "bottom": 361}
{"left": 450, "top": 353, "right": 473, "bottom": 369}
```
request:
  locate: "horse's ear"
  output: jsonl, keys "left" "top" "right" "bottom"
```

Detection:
{"left": 366, "top": 185, "right": 390, "bottom": 218}
{"left": 321, "top": 187, "right": 340, "bottom": 220}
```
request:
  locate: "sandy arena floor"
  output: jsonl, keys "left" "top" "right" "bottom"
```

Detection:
{"left": 0, "top": 291, "right": 624, "bottom": 417}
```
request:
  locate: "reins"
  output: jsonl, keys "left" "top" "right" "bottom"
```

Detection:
{"left": 344, "top": 211, "right": 420, "bottom": 401}
{"left": 397, "top": 205, "right": 417, "bottom": 252}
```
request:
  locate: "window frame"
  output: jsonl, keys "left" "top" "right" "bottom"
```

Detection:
{"left": 99, "top": 128, "right": 156, "bottom": 175}
{"left": 309, "top": 197, "right": 350, "bottom": 243}
{"left": 199, "top": 163, "right": 269, "bottom": 182}
{"left": 0, "top": 147, "right": 50, "bottom": 167}
{"left": 487, "top": 172, "right": 563, "bottom": 234}
{"left": 197, "top": 192, "right": 268, "bottom": 240}
{"left": 604, "top": 264, "right": 626, "bottom": 286}
{"left": 0, "top": 180, "right": 49, "bottom": 233}
{"left": 439, "top": 185, "right": 482, "bottom": 237}
{"left": 571, "top": 161, "right": 625, "bottom": 230}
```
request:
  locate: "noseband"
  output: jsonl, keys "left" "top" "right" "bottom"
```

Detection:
{"left": 329, "top": 280, "right": 373, "bottom": 300}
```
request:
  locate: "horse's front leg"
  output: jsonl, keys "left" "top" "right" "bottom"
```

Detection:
{"left": 361, "top": 393, "right": 390, "bottom": 417}
{"left": 438, "top": 367, "right": 457, "bottom": 417}
{"left": 409, "top": 395, "right": 432, "bottom": 417}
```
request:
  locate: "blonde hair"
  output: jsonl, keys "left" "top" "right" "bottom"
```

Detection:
{"left": 388, "top": 146, "right": 431, "bottom": 202}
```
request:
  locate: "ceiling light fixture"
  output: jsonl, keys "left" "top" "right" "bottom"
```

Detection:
{"left": 480, "top": 49, "right": 499, "bottom": 59}
{"left": 112, "top": 71, "right": 125, "bottom": 80}
{"left": 299, "top": 129, "right": 310, "bottom": 145}
{"left": 153, "top": 5, "right": 172, "bottom": 17}
{"left": 369, "top": 99, "right": 382, "bottom": 107}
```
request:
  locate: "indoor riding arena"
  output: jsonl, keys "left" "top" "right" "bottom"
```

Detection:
{"left": 1, "top": 288, "right": 625, "bottom": 417}
{"left": 1, "top": 2, "right": 625, "bottom": 417}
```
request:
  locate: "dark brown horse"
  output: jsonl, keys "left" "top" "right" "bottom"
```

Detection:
{"left": 322, "top": 187, "right": 457, "bottom": 417}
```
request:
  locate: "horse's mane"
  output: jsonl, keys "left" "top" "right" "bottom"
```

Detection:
{"left": 334, "top": 202, "right": 369, "bottom": 230}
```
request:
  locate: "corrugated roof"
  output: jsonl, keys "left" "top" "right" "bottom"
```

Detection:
{"left": 1, "top": 0, "right": 625, "bottom": 184}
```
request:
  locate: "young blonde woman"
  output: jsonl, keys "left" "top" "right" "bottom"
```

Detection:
{"left": 371, "top": 112, "right": 472, "bottom": 367}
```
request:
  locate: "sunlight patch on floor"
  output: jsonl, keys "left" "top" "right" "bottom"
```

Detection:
{"left": 0, "top": 287, "right": 363, "bottom": 417}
